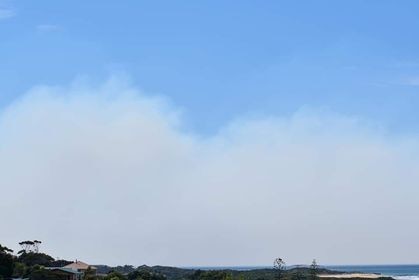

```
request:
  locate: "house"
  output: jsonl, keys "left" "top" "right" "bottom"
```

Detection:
{"left": 45, "top": 267, "right": 82, "bottom": 280}
{"left": 63, "top": 260, "right": 97, "bottom": 275}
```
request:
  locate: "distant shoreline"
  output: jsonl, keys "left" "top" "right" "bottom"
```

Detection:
{"left": 182, "top": 265, "right": 419, "bottom": 277}
{"left": 319, "top": 274, "right": 383, "bottom": 279}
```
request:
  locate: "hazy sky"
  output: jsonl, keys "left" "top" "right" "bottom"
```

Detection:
{"left": 2, "top": 0, "right": 419, "bottom": 267}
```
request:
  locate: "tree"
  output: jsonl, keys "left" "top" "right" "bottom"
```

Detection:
{"left": 13, "top": 262, "right": 28, "bottom": 278}
{"left": 19, "top": 240, "right": 42, "bottom": 254}
{"left": 29, "top": 265, "right": 63, "bottom": 280}
{"left": 128, "top": 270, "right": 166, "bottom": 280}
{"left": 33, "top": 240, "right": 42, "bottom": 253}
{"left": 19, "top": 241, "right": 35, "bottom": 253}
{"left": 188, "top": 270, "right": 231, "bottom": 280}
{"left": 0, "top": 243, "right": 15, "bottom": 279}
{"left": 309, "top": 259, "right": 318, "bottom": 280}
{"left": 17, "top": 251, "right": 54, "bottom": 267}
{"left": 0, "top": 245, "right": 13, "bottom": 254}
{"left": 291, "top": 265, "right": 305, "bottom": 280}
{"left": 273, "top": 258, "right": 286, "bottom": 280}
{"left": 104, "top": 271, "right": 127, "bottom": 280}
{"left": 84, "top": 266, "right": 97, "bottom": 280}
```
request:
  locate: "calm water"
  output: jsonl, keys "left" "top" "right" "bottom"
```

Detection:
{"left": 325, "top": 265, "right": 419, "bottom": 279}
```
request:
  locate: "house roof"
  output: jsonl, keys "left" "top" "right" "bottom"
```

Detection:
{"left": 63, "top": 261, "right": 97, "bottom": 270}
{"left": 46, "top": 267, "right": 82, "bottom": 275}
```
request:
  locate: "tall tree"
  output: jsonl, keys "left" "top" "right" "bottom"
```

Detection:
{"left": 309, "top": 259, "right": 319, "bottom": 280}
{"left": 273, "top": 258, "right": 286, "bottom": 280}
{"left": 19, "top": 240, "right": 42, "bottom": 254}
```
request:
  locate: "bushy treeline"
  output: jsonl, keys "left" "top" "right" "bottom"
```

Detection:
{"left": 0, "top": 242, "right": 169, "bottom": 280}
{"left": 0, "top": 242, "right": 394, "bottom": 280}
{"left": 103, "top": 266, "right": 318, "bottom": 280}
{"left": 0, "top": 243, "right": 322, "bottom": 280}
{"left": 0, "top": 243, "right": 73, "bottom": 279}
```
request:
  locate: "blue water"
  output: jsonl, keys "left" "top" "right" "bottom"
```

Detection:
{"left": 325, "top": 265, "right": 419, "bottom": 277}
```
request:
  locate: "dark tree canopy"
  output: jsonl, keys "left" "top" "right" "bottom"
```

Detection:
{"left": 29, "top": 266, "right": 67, "bottom": 280}
{"left": 127, "top": 269, "right": 167, "bottom": 280}
{"left": 0, "top": 244, "right": 14, "bottom": 278}
{"left": 309, "top": 259, "right": 319, "bottom": 280}
{"left": 19, "top": 240, "right": 42, "bottom": 254}
{"left": 18, "top": 251, "right": 55, "bottom": 267}
{"left": 104, "top": 271, "right": 128, "bottom": 280}
{"left": 189, "top": 270, "right": 232, "bottom": 280}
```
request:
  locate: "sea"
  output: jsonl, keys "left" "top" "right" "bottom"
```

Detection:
{"left": 190, "top": 265, "right": 419, "bottom": 280}
{"left": 325, "top": 265, "right": 419, "bottom": 280}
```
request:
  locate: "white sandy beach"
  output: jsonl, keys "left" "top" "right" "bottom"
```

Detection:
{"left": 319, "top": 274, "right": 383, "bottom": 279}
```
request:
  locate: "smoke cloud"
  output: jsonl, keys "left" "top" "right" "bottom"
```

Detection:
{"left": 1, "top": 77, "right": 419, "bottom": 266}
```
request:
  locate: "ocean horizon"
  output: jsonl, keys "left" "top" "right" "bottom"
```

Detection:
{"left": 185, "top": 265, "right": 419, "bottom": 278}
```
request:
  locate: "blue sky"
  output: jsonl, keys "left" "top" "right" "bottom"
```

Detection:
{"left": 3, "top": 1, "right": 419, "bottom": 266}
{"left": 2, "top": 0, "right": 419, "bottom": 134}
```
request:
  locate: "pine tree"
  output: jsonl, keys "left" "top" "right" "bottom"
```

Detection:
{"left": 309, "top": 259, "right": 319, "bottom": 280}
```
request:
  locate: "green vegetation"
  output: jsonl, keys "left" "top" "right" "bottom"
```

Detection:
{"left": 0, "top": 244, "right": 14, "bottom": 278}
{"left": 309, "top": 260, "right": 318, "bottom": 280}
{"left": 0, "top": 241, "right": 72, "bottom": 280}
{"left": 274, "top": 258, "right": 286, "bottom": 280}
{"left": 29, "top": 265, "right": 64, "bottom": 280}
{"left": 0, "top": 241, "right": 395, "bottom": 280}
